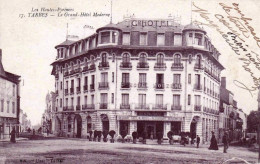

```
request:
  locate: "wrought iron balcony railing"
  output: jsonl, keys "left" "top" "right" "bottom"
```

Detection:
{"left": 194, "top": 105, "right": 201, "bottom": 111}
{"left": 134, "top": 104, "right": 150, "bottom": 110}
{"left": 70, "top": 88, "right": 74, "bottom": 94}
{"left": 76, "top": 105, "right": 81, "bottom": 111}
{"left": 138, "top": 82, "right": 147, "bottom": 88}
{"left": 171, "top": 105, "right": 182, "bottom": 110}
{"left": 82, "top": 104, "right": 95, "bottom": 110}
{"left": 83, "top": 85, "right": 88, "bottom": 91}
{"left": 171, "top": 63, "right": 184, "bottom": 70}
{"left": 154, "top": 83, "right": 164, "bottom": 89}
{"left": 90, "top": 84, "right": 95, "bottom": 90}
{"left": 137, "top": 62, "right": 149, "bottom": 69}
{"left": 100, "top": 103, "right": 108, "bottom": 109}
{"left": 172, "top": 83, "right": 182, "bottom": 89}
{"left": 120, "top": 104, "right": 130, "bottom": 109}
{"left": 152, "top": 104, "right": 167, "bottom": 110}
{"left": 121, "top": 82, "right": 130, "bottom": 88}
{"left": 154, "top": 63, "right": 166, "bottom": 69}
{"left": 120, "top": 62, "right": 132, "bottom": 69}
{"left": 98, "top": 62, "right": 109, "bottom": 69}
{"left": 193, "top": 84, "right": 202, "bottom": 91}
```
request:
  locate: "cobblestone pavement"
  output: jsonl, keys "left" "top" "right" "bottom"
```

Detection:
{"left": 0, "top": 138, "right": 258, "bottom": 164}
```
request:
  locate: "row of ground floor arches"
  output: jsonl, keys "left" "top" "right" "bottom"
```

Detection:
{"left": 51, "top": 112, "right": 219, "bottom": 144}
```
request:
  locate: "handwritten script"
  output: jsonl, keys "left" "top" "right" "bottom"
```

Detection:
{"left": 193, "top": 2, "right": 260, "bottom": 96}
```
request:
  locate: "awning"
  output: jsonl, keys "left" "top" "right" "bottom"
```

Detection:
{"left": 117, "top": 116, "right": 183, "bottom": 121}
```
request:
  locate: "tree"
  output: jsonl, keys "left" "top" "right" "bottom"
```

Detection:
{"left": 247, "top": 111, "right": 259, "bottom": 133}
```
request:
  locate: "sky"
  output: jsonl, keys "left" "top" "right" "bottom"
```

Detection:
{"left": 0, "top": 0, "right": 260, "bottom": 125}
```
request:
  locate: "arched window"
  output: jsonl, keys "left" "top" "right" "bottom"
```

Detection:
{"left": 139, "top": 53, "right": 147, "bottom": 63}
{"left": 196, "top": 55, "right": 201, "bottom": 66}
{"left": 101, "top": 53, "right": 107, "bottom": 63}
{"left": 157, "top": 53, "right": 164, "bottom": 64}
{"left": 122, "top": 53, "right": 130, "bottom": 63}
{"left": 174, "top": 54, "right": 181, "bottom": 64}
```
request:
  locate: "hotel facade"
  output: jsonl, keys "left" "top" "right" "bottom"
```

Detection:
{"left": 51, "top": 17, "right": 224, "bottom": 143}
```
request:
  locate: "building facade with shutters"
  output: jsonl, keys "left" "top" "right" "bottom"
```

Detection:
{"left": 0, "top": 49, "right": 21, "bottom": 139}
{"left": 51, "top": 17, "right": 224, "bottom": 142}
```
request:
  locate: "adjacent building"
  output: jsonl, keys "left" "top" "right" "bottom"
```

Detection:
{"left": 51, "top": 16, "right": 224, "bottom": 142}
{"left": 19, "top": 109, "right": 32, "bottom": 132}
{"left": 41, "top": 91, "right": 57, "bottom": 133}
{"left": 0, "top": 49, "right": 21, "bottom": 139}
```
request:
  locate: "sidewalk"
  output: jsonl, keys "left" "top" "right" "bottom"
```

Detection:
{"left": 0, "top": 137, "right": 28, "bottom": 143}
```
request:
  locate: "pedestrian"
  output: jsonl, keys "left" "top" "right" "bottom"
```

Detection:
{"left": 150, "top": 132, "right": 153, "bottom": 141}
{"left": 222, "top": 132, "right": 228, "bottom": 153}
{"left": 10, "top": 127, "right": 16, "bottom": 143}
{"left": 208, "top": 131, "right": 218, "bottom": 150}
{"left": 196, "top": 135, "right": 200, "bottom": 148}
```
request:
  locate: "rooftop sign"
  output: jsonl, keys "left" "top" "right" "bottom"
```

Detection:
{"left": 131, "top": 19, "right": 176, "bottom": 28}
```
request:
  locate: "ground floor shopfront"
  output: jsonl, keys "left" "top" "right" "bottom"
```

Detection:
{"left": 52, "top": 111, "right": 219, "bottom": 144}
{"left": 0, "top": 117, "right": 19, "bottom": 140}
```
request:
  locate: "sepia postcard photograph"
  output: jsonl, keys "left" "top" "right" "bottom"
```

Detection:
{"left": 0, "top": 0, "right": 260, "bottom": 163}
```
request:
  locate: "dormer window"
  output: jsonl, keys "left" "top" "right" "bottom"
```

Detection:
{"left": 195, "top": 33, "right": 202, "bottom": 45}
{"left": 101, "top": 31, "right": 110, "bottom": 44}
{"left": 122, "top": 33, "right": 130, "bottom": 45}
{"left": 140, "top": 33, "right": 147, "bottom": 45}
{"left": 157, "top": 33, "right": 165, "bottom": 46}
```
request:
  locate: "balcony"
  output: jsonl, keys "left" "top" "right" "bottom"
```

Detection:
{"left": 90, "top": 84, "right": 95, "bottom": 91}
{"left": 99, "top": 82, "right": 109, "bottom": 89}
{"left": 83, "top": 85, "right": 88, "bottom": 92}
{"left": 69, "top": 70, "right": 75, "bottom": 75}
{"left": 120, "top": 62, "right": 132, "bottom": 69}
{"left": 154, "top": 83, "right": 164, "bottom": 89}
{"left": 171, "top": 63, "right": 184, "bottom": 70}
{"left": 172, "top": 83, "right": 182, "bottom": 90}
{"left": 76, "top": 105, "right": 81, "bottom": 111}
{"left": 154, "top": 63, "right": 166, "bottom": 70}
{"left": 121, "top": 82, "right": 130, "bottom": 89}
{"left": 65, "top": 89, "right": 68, "bottom": 95}
{"left": 137, "top": 62, "right": 149, "bottom": 69}
{"left": 135, "top": 104, "right": 150, "bottom": 110}
{"left": 193, "top": 84, "right": 202, "bottom": 91}
{"left": 82, "top": 66, "right": 88, "bottom": 72}
{"left": 138, "top": 82, "right": 147, "bottom": 88}
{"left": 82, "top": 104, "right": 95, "bottom": 110}
{"left": 194, "top": 105, "right": 201, "bottom": 111}
{"left": 63, "top": 106, "right": 74, "bottom": 111}
{"left": 171, "top": 105, "right": 182, "bottom": 110}
{"left": 70, "top": 88, "right": 74, "bottom": 94}
{"left": 100, "top": 103, "right": 108, "bottom": 109}
{"left": 88, "top": 64, "right": 96, "bottom": 71}
{"left": 194, "top": 64, "right": 203, "bottom": 70}
{"left": 76, "top": 86, "right": 81, "bottom": 93}
{"left": 152, "top": 104, "right": 167, "bottom": 110}
{"left": 98, "top": 62, "right": 109, "bottom": 69}
{"left": 120, "top": 104, "right": 130, "bottom": 109}
{"left": 55, "top": 74, "right": 59, "bottom": 79}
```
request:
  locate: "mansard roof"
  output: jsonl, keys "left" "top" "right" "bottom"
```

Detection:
{"left": 55, "top": 40, "right": 76, "bottom": 48}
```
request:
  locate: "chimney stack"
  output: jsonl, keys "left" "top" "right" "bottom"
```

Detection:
{"left": 221, "top": 77, "right": 226, "bottom": 88}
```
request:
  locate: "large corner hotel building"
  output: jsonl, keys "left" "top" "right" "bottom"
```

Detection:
{"left": 51, "top": 17, "right": 224, "bottom": 143}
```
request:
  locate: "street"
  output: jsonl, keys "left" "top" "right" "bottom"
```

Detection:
{"left": 0, "top": 139, "right": 258, "bottom": 164}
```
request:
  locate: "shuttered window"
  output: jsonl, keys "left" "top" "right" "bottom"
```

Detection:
{"left": 148, "top": 31, "right": 157, "bottom": 46}
{"left": 130, "top": 31, "right": 140, "bottom": 45}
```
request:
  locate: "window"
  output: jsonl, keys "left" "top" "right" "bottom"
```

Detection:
{"left": 194, "top": 95, "right": 201, "bottom": 106}
{"left": 112, "top": 72, "right": 114, "bottom": 82}
{"left": 60, "top": 99, "right": 62, "bottom": 107}
{"left": 188, "top": 74, "right": 191, "bottom": 84}
{"left": 101, "top": 31, "right": 110, "bottom": 44}
{"left": 101, "top": 53, "right": 107, "bottom": 63}
{"left": 188, "top": 95, "right": 191, "bottom": 105}
{"left": 91, "top": 75, "right": 95, "bottom": 85}
{"left": 173, "top": 95, "right": 180, "bottom": 106}
{"left": 139, "top": 53, "right": 147, "bottom": 63}
{"left": 101, "top": 93, "right": 108, "bottom": 104}
{"left": 122, "top": 73, "right": 129, "bottom": 83}
{"left": 156, "top": 94, "right": 163, "bottom": 105}
{"left": 157, "top": 53, "right": 164, "bottom": 64}
{"left": 122, "top": 94, "right": 129, "bottom": 105}
{"left": 111, "top": 93, "right": 114, "bottom": 104}
{"left": 71, "top": 80, "right": 74, "bottom": 88}
{"left": 91, "top": 95, "right": 94, "bottom": 105}
{"left": 1, "top": 100, "right": 3, "bottom": 112}
{"left": 122, "top": 33, "right": 130, "bottom": 45}
{"left": 195, "top": 55, "right": 201, "bottom": 66}
{"left": 12, "top": 102, "right": 15, "bottom": 114}
{"left": 195, "top": 33, "right": 202, "bottom": 45}
{"left": 77, "top": 97, "right": 80, "bottom": 106}
{"left": 140, "top": 33, "right": 147, "bottom": 45}
{"left": 138, "top": 94, "right": 146, "bottom": 105}
{"left": 60, "top": 82, "right": 62, "bottom": 90}
{"left": 174, "top": 34, "right": 182, "bottom": 46}
{"left": 195, "top": 74, "right": 201, "bottom": 87}
{"left": 71, "top": 98, "right": 74, "bottom": 106}
{"left": 122, "top": 53, "right": 130, "bottom": 63}
{"left": 112, "top": 31, "right": 117, "bottom": 43}
{"left": 13, "top": 85, "right": 15, "bottom": 96}
{"left": 84, "top": 96, "right": 87, "bottom": 104}
{"left": 84, "top": 76, "right": 88, "bottom": 86}
{"left": 174, "top": 54, "right": 181, "bottom": 64}
{"left": 157, "top": 33, "right": 165, "bottom": 46}
{"left": 7, "top": 101, "right": 9, "bottom": 113}
{"left": 101, "top": 72, "right": 108, "bottom": 82}
{"left": 156, "top": 74, "right": 164, "bottom": 84}
{"left": 65, "top": 98, "right": 68, "bottom": 106}
{"left": 173, "top": 74, "right": 181, "bottom": 84}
